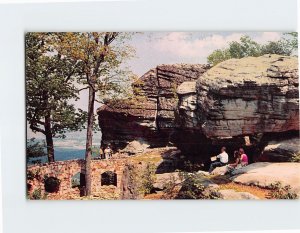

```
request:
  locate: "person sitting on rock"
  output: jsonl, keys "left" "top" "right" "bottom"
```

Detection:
{"left": 224, "top": 150, "right": 241, "bottom": 175}
{"left": 239, "top": 148, "right": 248, "bottom": 166}
{"left": 104, "top": 144, "right": 112, "bottom": 160}
{"left": 208, "top": 146, "right": 229, "bottom": 174}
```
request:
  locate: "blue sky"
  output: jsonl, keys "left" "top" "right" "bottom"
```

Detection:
{"left": 27, "top": 31, "right": 284, "bottom": 148}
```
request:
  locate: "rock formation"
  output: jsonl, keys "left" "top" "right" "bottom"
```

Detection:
{"left": 174, "top": 55, "right": 299, "bottom": 158}
{"left": 97, "top": 64, "right": 210, "bottom": 149}
{"left": 98, "top": 55, "right": 298, "bottom": 162}
{"left": 231, "top": 162, "right": 300, "bottom": 195}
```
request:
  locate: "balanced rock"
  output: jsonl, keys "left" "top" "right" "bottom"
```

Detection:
{"left": 198, "top": 55, "right": 298, "bottom": 138}
{"left": 174, "top": 55, "right": 299, "bottom": 157}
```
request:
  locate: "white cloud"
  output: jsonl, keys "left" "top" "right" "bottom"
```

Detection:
{"left": 154, "top": 32, "right": 282, "bottom": 59}
{"left": 253, "top": 32, "right": 282, "bottom": 44}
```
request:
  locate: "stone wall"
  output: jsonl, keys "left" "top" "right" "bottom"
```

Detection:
{"left": 27, "top": 159, "right": 126, "bottom": 199}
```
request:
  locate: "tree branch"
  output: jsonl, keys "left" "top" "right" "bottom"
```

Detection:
{"left": 95, "top": 99, "right": 104, "bottom": 104}
{"left": 30, "top": 124, "right": 46, "bottom": 135}
{"left": 78, "top": 86, "right": 89, "bottom": 92}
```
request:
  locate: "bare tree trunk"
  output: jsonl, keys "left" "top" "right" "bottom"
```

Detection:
{"left": 84, "top": 85, "right": 95, "bottom": 196}
{"left": 44, "top": 113, "right": 55, "bottom": 163}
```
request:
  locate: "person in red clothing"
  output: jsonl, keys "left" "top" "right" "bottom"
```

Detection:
{"left": 239, "top": 148, "right": 248, "bottom": 166}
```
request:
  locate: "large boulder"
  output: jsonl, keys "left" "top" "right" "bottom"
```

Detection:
{"left": 174, "top": 55, "right": 299, "bottom": 158}
{"left": 153, "top": 172, "right": 181, "bottom": 190}
{"left": 98, "top": 64, "right": 209, "bottom": 149}
{"left": 198, "top": 55, "right": 298, "bottom": 138}
{"left": 231, "top": 162, "right": 300, "bottom": 194}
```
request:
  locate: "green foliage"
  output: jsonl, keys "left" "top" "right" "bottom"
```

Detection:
{"left": 289, "top": 152, "right": 300, "bottom": 163}
{"left": 176, "top": 172, "right": 220, "bottom": 199}
{"left": 26, "top": 33, "right": 88, "bottom": 162}
{"left": 26, "top": 138, "right": 46, "bottom": 162}
{"left": 27, "top": 170, "right": 35, "bottom": 181}
{"left": 261, "top": 40, "right": 291, "bottom": 55}
{"left": 163, "top": 171, "right": 220, "bottom": 199}
{"left": 51, "top": 32, "right": 136, "bottom": 103}
{"left": 229, "top": 36, "right": 261, "bottom": 58}
{"left": 29, "top": 188, "right": 48, "bottom": 200}
{"left": 26, "top": 33, "right": 86, "bottom": 138}
{"left": 31, "top": 188, "right": 42, "bottom": 200}
{"left": 27, "top": 169, "right": 42, "bottom": 181}
{"left": 139, "top": 163, "right": 156, "bottom": 195}
{"left": 284, "top": 32, "right": 298, "bottom": 51}
{"left": 127, "top": 162, "right": 157, "bottom": 197}
{"left": 163, "top": 173, "right": 179, "bottom": 196}
{"left": 207, "top": 33, "right": 298, "bottom": 66}
{"left": 268, "top": 181, "right": 298, "bottom": 199}
{"left": 207, "top": 49, "right": 231, "bottom": 66}
{"left": 91, "top": 146, "right": 100, "bottom": 158}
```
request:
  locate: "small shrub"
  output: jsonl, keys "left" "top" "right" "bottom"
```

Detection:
{"left": 126, "top": 162, "right": 157, "bottom": 197}
{"left": 29, "top": 188, "right": 48, "bottom": 200}
{"left": 182, "top": 160, "right": 200, "bottom": 172}
{"left": 164, "top": 171, "right": 220, "bottom": 199}
{"left": 27, "top": 169, "right": 42, "bottom": 181}
{"left": 27, "top": 170, "right": 35, "bottom": 181}
{"left": 139, "top": 163, "right": 156, "bottom": 195}
{"left": 163, "top": 173, "right": 179, "bottom": 194}
{"left": 289, "top": 152, "right": 300, "bottom": 163}
{"left": 268, "top": 181, "right": 298, "bottom": 199}
{"left": 31, "top": 188, "right": 42, "bottom": 200}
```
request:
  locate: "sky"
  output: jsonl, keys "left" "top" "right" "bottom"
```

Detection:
{"left": 27, "top": 31, "right": 284, "bottom": 149}
{"left": 126, "top": 31, "right": 283, "bottom": 76}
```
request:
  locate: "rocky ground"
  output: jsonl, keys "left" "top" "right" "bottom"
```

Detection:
{"left": 122, "top": 147, "right": 300, "bottom": 200}
{"left": 150, "top": 149, "right": 300, "bottom": 200}
{"left": 43, "top": 146, "right": 299, "bottom": 200}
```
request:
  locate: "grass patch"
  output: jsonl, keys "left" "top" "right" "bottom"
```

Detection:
{"left": 129, "top": 148, "right": 166, "bottom": 164}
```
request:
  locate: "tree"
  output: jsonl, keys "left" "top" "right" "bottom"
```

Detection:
{"left": 53, "top": 32, "right": 135, "bottom": 195}
{"left": 261, "top": 40, "right": 292, "bottom": 56}
{"left": 284, "top": 32, "right": 298, "bottom": 52}
{"left": 26, "top": 138, "right": 46, "bottom": 163}
{"left": 207, "top": 33, "right": 298, "bottom": 66}
{"left": 207, "top": 49, "right": 230, "bottom": 67}
{"left": 26, "top": 33, "right": 86, "bottom": 163}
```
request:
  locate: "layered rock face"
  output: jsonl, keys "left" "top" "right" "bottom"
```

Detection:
{"left": 175, "top": 55, "right": 299, "bottom": 157}
{"left": 97, "top": 64, "right": 210, "bottom": 149}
